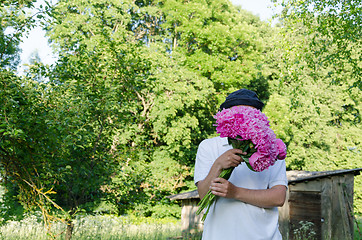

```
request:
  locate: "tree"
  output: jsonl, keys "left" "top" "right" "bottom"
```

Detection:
{"left": 0, "top": 0, "right": 57, "bottom": 227}
{"left": 2, "top": 2, "right": 277, "bottom": 238}
{"left": 0, "top": 0, "right": 51, "bottom": 69}
{"left": 272, "top": 0, "right": 362, "bottom": 89}
{"left": 264, "top": 4, "right": 362, "bottom": 213}
{"left": 31, "top": 0, "right": 275, "bottom": 220}
{"left": 1, "top": 41, "right": 134, "bottom": 240}
{"left": 111, "top": 0, "right": 276, "bottom": 215}
{"left": 0, "top": 0, "right": 30, "bottom": 69}
{"left": 1, "top": 1, "right": 146, "bottom": 238}
{"left": 0, "top": 69, "right": 65, "bottom": 234}
{"left": 143, "top": 0, "right": 272, "bottom": 97}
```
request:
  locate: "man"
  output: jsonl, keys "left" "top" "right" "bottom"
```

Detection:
{"left": 194, "top": 89, "right": 287, "bottom": 240}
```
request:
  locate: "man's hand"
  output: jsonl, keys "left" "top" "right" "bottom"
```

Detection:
{"left": 214, "top": 148, "right": 245, "bottom": 170}
{"left": 196, "top": 149, "right": 245, "bottom": 200}
{"left": 210, "top": 177, "right": 237, "bottom": 199}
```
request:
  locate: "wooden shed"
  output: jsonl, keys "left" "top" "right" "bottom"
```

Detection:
{"left": 168, "top": 168, "right": 362, "bottom": 239}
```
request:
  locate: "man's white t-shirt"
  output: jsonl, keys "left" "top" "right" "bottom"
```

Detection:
{"left": 194, "top": 136, "right": 288, "bottom": 240}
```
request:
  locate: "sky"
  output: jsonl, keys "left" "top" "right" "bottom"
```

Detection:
{"left": 230, "top": 0, "right": 275, "bottom": 21}
{"left": 18, "top": 0, "right": 276, "bottom": 73}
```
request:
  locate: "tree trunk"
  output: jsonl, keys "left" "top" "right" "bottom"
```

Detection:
{"left": 65, "top": 219, "right": 74, "bottom": 240}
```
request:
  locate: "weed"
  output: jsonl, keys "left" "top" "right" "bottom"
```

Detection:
{"left": 293, "top": 221, "right": 316, "bottom": 240}
{"left": 0, "top": 214, "right": 183, "bottom": 240}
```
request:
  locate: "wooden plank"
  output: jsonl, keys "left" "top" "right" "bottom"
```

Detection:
{"left": 289, "top": 181, "right": 322, "bottom": 192}
{"left": 289, "top": 191, "right": 322, "bottom": 240}
{"left": 181, "top": 199, "right": 203, "bottom": 234}
{"left": 321, "top": 178, "right": 332, "bottom": 240}
{"left": 330, "top": 175, "right": 354, "bottom": 240}
{"left": 168, "top": 190, "right": 199, "bottom": 200}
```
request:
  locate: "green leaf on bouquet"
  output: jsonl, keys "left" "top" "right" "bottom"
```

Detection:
{"left": 228, "top": 137, "right": 257, "bottom": 172}
{"left": 241, "top": 155, "right": 255, "bottom": 172}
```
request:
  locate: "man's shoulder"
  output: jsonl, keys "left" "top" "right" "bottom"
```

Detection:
{"left": 199, "top": 136, "right": 228, "bottom": 148}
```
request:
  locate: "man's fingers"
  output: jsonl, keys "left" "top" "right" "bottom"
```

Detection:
{"left": 212, "top": 178, "right": 229, "bottom": 188}
{"left": 231, "top": 155, "right": 243, "bottom": 165}
{"left": 210, "top": 180, "right": 229, "bottom": 197}
{"left": 214, "top": 177, "right": 227, "bottom": 183}
{"left": 210, "top": 182, "right": 225, "bottom": 192}
{"left": 231, "top": 148, "right": 247, "bottom": 155}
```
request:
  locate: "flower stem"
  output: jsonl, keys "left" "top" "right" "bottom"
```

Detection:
{"left": 196, "top": 167, "right": 234, "bottom": 219}
{"left": 197, "top": 139, "right": 256, "bottom": 220}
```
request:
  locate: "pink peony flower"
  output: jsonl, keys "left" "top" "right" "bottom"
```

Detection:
{"left": 276, "top": 139, "right": 287, "bottom": 160}
{"left": 249, "top": 152, "right": 263, "bottom": 170}
{"left": 214, "top": 105, "right": 285, "bottom": 172}
{"left": 197, "top": 105, "right": 287, "bottom": 221}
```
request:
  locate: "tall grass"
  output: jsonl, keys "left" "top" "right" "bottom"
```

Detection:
{"left": 0, "top": 214, "right": 186, "bottom": 240}
{"left": 1, "top": 213, "right": 359, "bottom": 239}
{"left": 355, "top": 214, "right": 362, "bottom": 240}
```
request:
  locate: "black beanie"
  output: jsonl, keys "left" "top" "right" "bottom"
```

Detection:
{"left": 219, "top": 89, "right": 264, "bottom": 110}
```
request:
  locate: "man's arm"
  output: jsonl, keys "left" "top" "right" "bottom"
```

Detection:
{"left": 210, "top": 177, "right": 287, "bottom": 208}
{"left": 196, "top": 148, "right": 245, "bottom": 199}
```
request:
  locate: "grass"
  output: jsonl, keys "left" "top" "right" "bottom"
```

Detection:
{"left": 0, "top": 214, "right": 194, "bottom": 240}
{"left": 0, "top": 212, "right": 360, "bottom": 240}
{"left": 354, "top": 214, "right": 362, "bottom": 240}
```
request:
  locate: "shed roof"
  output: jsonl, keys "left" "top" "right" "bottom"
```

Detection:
{"left": 167, "top": 168, "right": 362, "bottom": 201}
{"left": 287, "top": 168, "right": 362, "bottom": 183}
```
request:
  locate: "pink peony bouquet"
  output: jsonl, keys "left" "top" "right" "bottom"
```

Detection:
{"left": 197, "top": 106, "right": 287, "bottom": 221}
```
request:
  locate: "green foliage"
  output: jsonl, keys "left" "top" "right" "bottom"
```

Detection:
{"left": 42, "top": 0, "right": 273, "bottom": 219}
{"left": 0, "top": 0, "right": 52, "bottom": 69}
{"left": 2, "top": 0, "right": 361, "bottom": 232}
{"left": 355, "top": 214, "right": 362, "bottom": 240}
{"left": 0, "top": 183, "right": 25, "bottom": 222}
{"left": 266, "top": 1, "right": 362, "bottom": 213}
{"left": 0, "top": 69, "right": 49, "bottom": 203}
{"left": 273, "top": 0, "right": 362, "bottom": 89}
{"left": 293, "top": 221, "right": 317, "bottom": 240}
{"left": 263, "top": 94, "right": 292, "bottom": 142}
{"left": 146, "top": 0, "right": 272, "bottom": 97}
{"left": 1, "top": 33, "right": 132, "bottom": 238}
